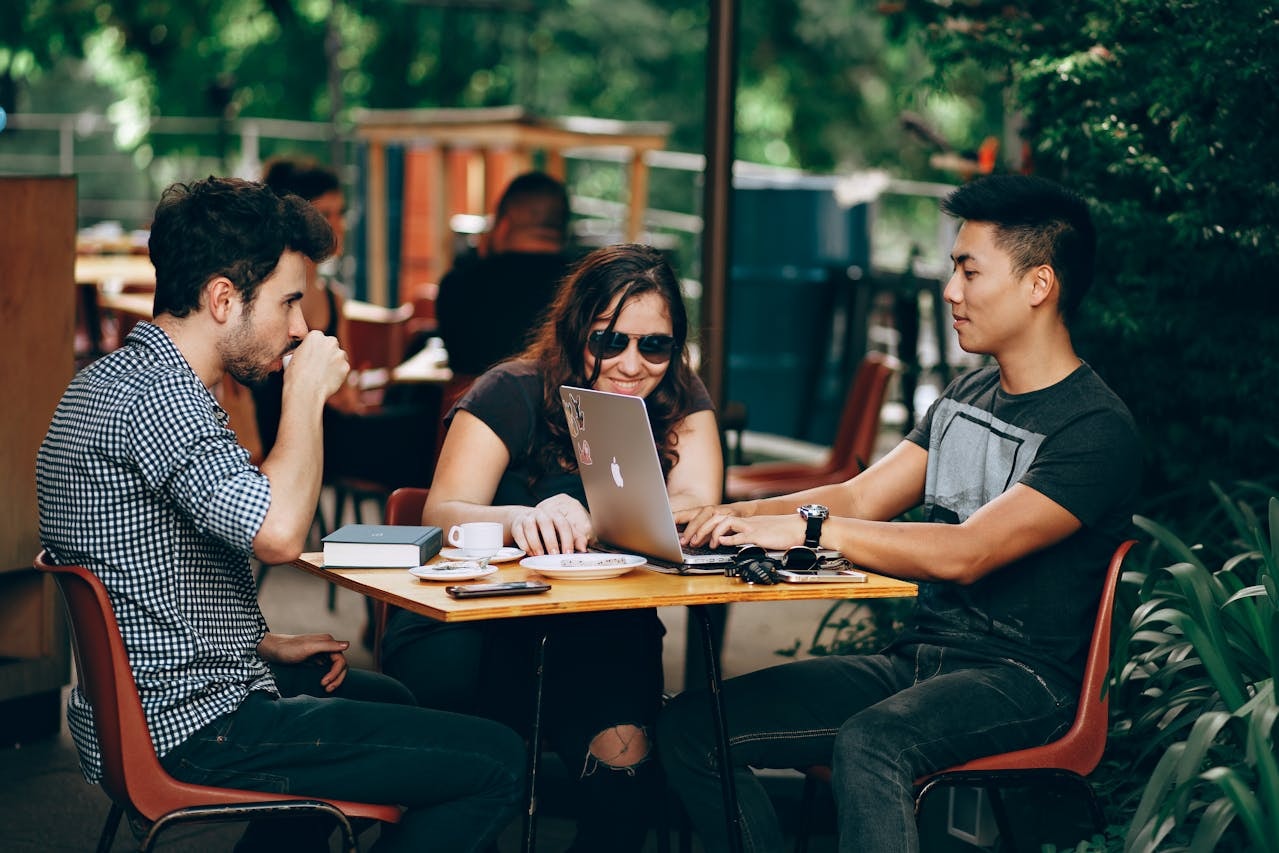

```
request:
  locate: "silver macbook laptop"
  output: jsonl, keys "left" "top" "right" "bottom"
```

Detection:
{"left": 559, "top": 385, "right": 733, "bottom": 573}
{"left": 559, "top": 385, "right": 844, "bottom": 575}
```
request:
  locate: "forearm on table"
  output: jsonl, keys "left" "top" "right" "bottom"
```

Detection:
{"left": 823, "top": 489, "right": 1080, "bottom": 585}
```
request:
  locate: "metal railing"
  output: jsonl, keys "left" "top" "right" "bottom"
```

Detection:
{"left": 0, "top": 110, "right": 955, "bottom": 276}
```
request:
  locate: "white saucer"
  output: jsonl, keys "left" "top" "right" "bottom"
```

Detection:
{"left": 409, "top": 562, "right": 499, "bottom": 582}
{"left": 439, "top": 546, "right": 525, "bottom": 563}
{"left": 519, "top": 553, "right": 647, "bottom": 580}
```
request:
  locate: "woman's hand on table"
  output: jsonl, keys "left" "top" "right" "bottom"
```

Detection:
{"left": 257, "top": 631, "right": 350, "bottom": 692}
{"left": 510, "top": 494, "right": 593, "bottom": 556}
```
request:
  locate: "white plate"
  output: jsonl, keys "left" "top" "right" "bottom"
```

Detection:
{"left": 438, "top": 546, "right": 526, "bottom": 563}
{"left": 409, "top": 562, "right": 499, "bottom": 582}
{"left": 519, "top": 554, "right": 647, "bottom": 580}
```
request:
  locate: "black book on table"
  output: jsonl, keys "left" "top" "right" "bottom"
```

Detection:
{"left": 321, "top": 524, "right": 443, "bottom": 568}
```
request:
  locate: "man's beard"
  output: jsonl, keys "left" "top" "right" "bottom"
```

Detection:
{"left": 221, "top": 314, "right": 283, "bottom": 388}
{"left": 224, "top": 354, "right": 276, "bottom": 389}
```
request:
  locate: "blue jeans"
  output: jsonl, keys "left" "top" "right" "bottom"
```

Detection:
{"left": 658, "top": 643, "right": 1075, "bottom": 853}
{"left": 160, "top": 663, "right": 525, "bottom": 852}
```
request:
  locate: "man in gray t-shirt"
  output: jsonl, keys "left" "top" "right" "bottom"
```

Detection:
{"left": 663, "top": 175, "right": 1141, "bottom": 853}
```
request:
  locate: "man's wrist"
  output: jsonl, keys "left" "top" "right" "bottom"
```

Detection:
{"left": 798, "top": 504, "right": 830, "bottom": 548}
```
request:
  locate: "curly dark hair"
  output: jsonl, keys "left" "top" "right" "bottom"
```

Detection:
{"left": 522, "top": 243, "right": 702, "bottom": 480}
{"left": 149, "top": 176, "right": 333, "bottom": 319}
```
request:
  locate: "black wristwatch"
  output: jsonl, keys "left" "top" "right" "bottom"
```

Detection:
{"left": 798, "top": 504, "right": 829, "bottom": 548}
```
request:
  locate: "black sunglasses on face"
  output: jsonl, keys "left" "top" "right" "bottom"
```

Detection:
{"left": 588, "top": 330, "right": 676, "bottom": 364}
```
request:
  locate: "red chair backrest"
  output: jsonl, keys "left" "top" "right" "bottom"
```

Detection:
{"left": 827, "top": 352, "right": 900, "bottom": 477}
{"left": 944, "top": 538, "right": 1136, "bottom": 777}
{"left": 385, "top": 487, "right": 430, "bottom": 527}
{"left": 374, "top": 488, "right": 432, "bottom": 666}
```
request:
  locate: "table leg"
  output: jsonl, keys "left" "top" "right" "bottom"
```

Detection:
{"left": 691, "top": 604, "right": 744, "bottom": 853}
{"left": 523, "top": 630, "right": 549, "bottom": 853}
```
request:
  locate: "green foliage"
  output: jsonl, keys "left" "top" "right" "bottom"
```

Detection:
{"left": 1109, "top": 491, "right": 1279, "bottom": 851}
{"left": 906, "top": 0, "right": 1279, "bottom": 515}
{"left": 791, "top": 596, "right": 913, "bottom": 658}
{"left": 7, "top": 1, "right": 983, "bottom": 183}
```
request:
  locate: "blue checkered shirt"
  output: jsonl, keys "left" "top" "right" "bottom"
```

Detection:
{"left": 37, "top": 323, "right": 276, "bottom": 782}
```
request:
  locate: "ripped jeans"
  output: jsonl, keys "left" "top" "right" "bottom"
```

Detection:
{"left": 382, "top": 607, "right": 667, "bottom": 853}
{"left": 658, "top": 643, "right": 1076, "bottom": 853}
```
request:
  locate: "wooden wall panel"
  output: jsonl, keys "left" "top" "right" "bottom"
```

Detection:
{"left": 1, "top": 176, "right": 76, "bottom": 572}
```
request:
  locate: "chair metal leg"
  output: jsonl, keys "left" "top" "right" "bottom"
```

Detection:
{"left": 96, "top": 803, "right": 123, "bottom": 853}
{"left": 523, "top": 630, "right": 549, "bottom": 853}
{"left": 138, "top": 800, "right": 358, "bottom": 853}
{"left": 793, "top": 773, "right": 820, "bottom": 853}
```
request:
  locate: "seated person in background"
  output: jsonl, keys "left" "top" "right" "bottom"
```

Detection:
{"left": 436, "top": 170, "right": 574, "bottom": 377}
{"left": 37, "top": 176, "right": 524, "bottom": 853}
{"left": 252, "top": 155, "right": 359, "bottom": 451}
{"left": 381, "top": 243, "right": 723, "bottom": 853}
{"left": 660, "top": 174, "right": 1142, "bottom": 853}
{"left": 256, "top": 154, "right": 436, "bottom": 495}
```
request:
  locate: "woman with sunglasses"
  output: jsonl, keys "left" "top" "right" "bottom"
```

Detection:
{"left": 381, "top": 243, "right": 722, "bottom": 851}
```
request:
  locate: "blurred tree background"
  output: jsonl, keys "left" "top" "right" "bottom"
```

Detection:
{"left": 0, "top": 1, "right": 988, "bottom": 181}
{"left": 897, "top": 0, "right": 1279, "bottom": 524}
{"left": 3, "top": 0, "right": 1275, "bottom": 512}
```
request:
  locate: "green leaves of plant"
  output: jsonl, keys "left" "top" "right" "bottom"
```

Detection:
{"left": 1119, "top": 494, "right": 1279, "bottom": 851}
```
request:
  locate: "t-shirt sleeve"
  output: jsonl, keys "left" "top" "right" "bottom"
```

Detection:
{"left": 686, "top": 372, "right": 715, "bottom": 413}
{"left": 1020, "top": 406, "right": 1142, "bottom": 529}
{"left": 128, "top": 374, "right": 271, "bottom": 554}
{"left": 453, "top": 365, "right": 542, "bottom": 464}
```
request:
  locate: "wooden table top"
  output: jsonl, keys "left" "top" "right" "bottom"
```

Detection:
{"left": 97, "top": 291, "right": 155, "bottom": 319}
{"left": 390, "top": 345, "right": 454, "bottom": 385}
{"left": 292, "top": 552, "right": 917, "bottom": 622}
{"left": 75, "top": 253, "right": 155, "bottom": 288}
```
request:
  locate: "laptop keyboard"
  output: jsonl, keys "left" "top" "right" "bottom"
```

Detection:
{"left": 683, "top": 541, "right": 738, "bottom": 557}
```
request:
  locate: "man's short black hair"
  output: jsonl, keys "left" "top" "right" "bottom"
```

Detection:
{"left": 495, "top": 171, "right": 570, "bottom": 238}
{"left": 261, "top": 156, "right": 341, "bottom": 203}
{"left": 942, "top": 174, "right": 1096, "bottom": 321}
{"left": 149, "top": 176, "right": 334, "bottom": 318}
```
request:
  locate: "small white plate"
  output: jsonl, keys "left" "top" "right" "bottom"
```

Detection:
{"left": 519, "top": 554, "right": 647, "bottom": 580}
{"left": 439, "top": 546, "right": 526, "bottom": 563}
{"left": 409, "top": 562, "right": 499, "bottom": 582}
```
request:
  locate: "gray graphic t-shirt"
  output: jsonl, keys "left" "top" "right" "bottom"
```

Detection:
{"left": 899, "top": 363, "right": 1140, "bottom": 688}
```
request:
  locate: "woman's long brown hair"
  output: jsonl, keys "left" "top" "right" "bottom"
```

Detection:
{"left": 521, "top": 243, "right": 702, "bottom": 481}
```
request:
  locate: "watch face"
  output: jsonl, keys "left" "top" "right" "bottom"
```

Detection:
{"left": 799, "top": 504, "right": 829, "bottom": 520}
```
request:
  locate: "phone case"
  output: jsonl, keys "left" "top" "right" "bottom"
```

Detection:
{"left": 445, "top": 581, "right": 552, "bottom": 598}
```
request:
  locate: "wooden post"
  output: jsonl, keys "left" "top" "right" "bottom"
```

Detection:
{"left": 365, "top": 141, "right": 389, "bottom": 306}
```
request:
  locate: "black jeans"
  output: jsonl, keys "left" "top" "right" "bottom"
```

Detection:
{"left": 658, "top": 643, "right": 1075, "bottom": 853}
{"left": 160, "top": 663, "right": 525, "bottom": 852}
{"left": 382, "top": 607, "right": 667, "bottom": 853}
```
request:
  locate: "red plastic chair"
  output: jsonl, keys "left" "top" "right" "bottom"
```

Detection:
{"left": 35, "top": 551, "right": 402, "bottom": 853}
{"left": 794, "top": 539, "right": 1137, "bottom": 852}
{"left": 725, "top": 352, "right": 900, "bottom": 500}
{"left": 372, "top": 487, "right": 433, "bottom": 669}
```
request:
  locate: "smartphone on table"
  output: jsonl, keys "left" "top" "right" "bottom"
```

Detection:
{"left": 775, "top": 568, "right": 867, "bottom": 584}
{"left": 446, "top": 580, "right": 552, "bottom": 598}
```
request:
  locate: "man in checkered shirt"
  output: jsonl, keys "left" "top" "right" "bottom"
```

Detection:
{"left": 38, "top": 176, "right": 524, "bottom": 851}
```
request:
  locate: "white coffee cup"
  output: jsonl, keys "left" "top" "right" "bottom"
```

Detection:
{"left": 448, "top": 522, "right": 503, "bottom": 558}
